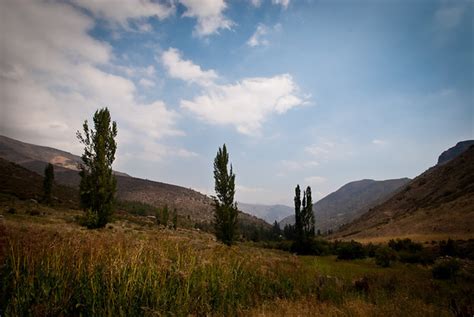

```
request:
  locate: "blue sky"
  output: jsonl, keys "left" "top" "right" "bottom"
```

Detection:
{"left": 1, "top": 0, "right": 472, "bottom": 205}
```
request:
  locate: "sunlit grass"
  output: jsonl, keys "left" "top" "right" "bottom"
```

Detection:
{"left": 1, "top": 210, "right": 472, "bottom": 316}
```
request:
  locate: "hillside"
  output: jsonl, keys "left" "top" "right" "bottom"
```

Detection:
{"left": 279, "top": 178, "right": 410, "bottom": 232}
{"left": 335, "top": 145, "right": 474, "bottom": 240}
{"left": 0, "top": 158, "right": 78, "bottom": 207}
{"left": 437, "top": 140, "right": 474, "bottom": 165}
{"left": 0, "top": 135, "right": 129, "bottom": 176}
{"left": 238, "top": 202, "right": 293, "bottom": 224}
{"left": 0, "top": 135, "right": 267, "bottom": 227}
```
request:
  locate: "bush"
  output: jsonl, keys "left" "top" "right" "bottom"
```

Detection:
{"left": 336, "top": 240, "right": 366, "bottom": 260}
{"left": 375, "top": 246, "right": 398, "bottom": 267}
{"left": 7, "top": 207, "right": 16, "bottom": 214}
{"left": 432, "top": 257, "right": 461, "bottom": 280}
{"left": 388, "top": 238, "right": 422, "bottom": 252}
{"left": 398, "top": 249, "right": 435, "bottom": 265}
{"left": 438, "top": 239, "right": 459, "bottom": 257}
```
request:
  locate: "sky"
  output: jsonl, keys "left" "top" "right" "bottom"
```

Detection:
{"left": 0, "top": 0, "right": 472, "bottom": 206}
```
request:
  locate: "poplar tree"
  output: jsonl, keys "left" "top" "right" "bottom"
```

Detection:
{"left": 43, "top": 163, "right": 54, "bottom": 204}
{"left": 76, "top": 107, "right": 117, "bottom": 228}
{"left": 213, "top": 144, "right": 238, "bottom": 245}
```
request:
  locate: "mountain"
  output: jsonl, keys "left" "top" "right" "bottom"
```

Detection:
{"left": 279, "top": 178, "right": 411, "bottom": 232}
{"left": 335, "top": 145, "right": 474, "bottom": 240}
{"left": 437, "top": 140, "right": 474, "bottom": 165}
{"left": 0, "top": 135, "right": 268, "bottom": 228}
{"left": 0, "top": 135, "right": 129, "bottom": 177}
{"left": 238, "top": 202, "right": 293, "bottom": 224}
{"left": 0, "top": 157, "right": 78, "bottom": 207}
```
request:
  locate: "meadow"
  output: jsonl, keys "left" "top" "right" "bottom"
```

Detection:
{"left": 1, "top": 201, "right": 473, "bottom": 316}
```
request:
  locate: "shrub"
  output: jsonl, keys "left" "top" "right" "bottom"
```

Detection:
{"left": 432, "top": 257, "right": 461, "bottom": 280}
{"left": 336, "top": 240, "right": 366, "bottom": 260}
{"left": 7, "top": 207, "right": 16, "bottom": 214}
{"left": 398, "top": 249, "right": 435, "bottom": 265}
{"left": 439, "top": 239, "right": 459, "bottom": 257}
{"left": 388, "top": 238, "right": 422, "bottom": 252}
{"left": 375, "top": 246, "right": 398, "bottom": 267}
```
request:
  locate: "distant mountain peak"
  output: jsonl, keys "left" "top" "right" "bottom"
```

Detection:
{"left": 437, "top": 140, "right": 474, "bottom": 166}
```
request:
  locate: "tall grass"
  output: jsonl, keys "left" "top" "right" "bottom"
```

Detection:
{"left": 1, "top": 219, "right": 472, "bottom": 316}
{"left": 0, "top": 224, "right": 317, "bottom": 316}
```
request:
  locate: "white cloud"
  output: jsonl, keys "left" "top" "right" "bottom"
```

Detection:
{"left": 181, "top": 74, "right": 306, "bottom": 135}
{"left": 304, "top": 176, "right": 327, "bottom": 185}
{"left": 280, "top": 160, "right": 319, "bottom": 171}
{"left": 372, "top": 139, "right": 387, "bottom": 146}
{"left": 0, "top": 0, "right": 191, "bottom": 167}
{"left": 249, "top": 0, "right": 263, "bottom": 7}
{"left": 139, "top": 78, "right": 156, "bottom": 88}
{"left": 179, "top": 0, "right": 233, "bottom": 36}
{"left": 434, "top": 4, "right": 466, "bottom": 30}
{"left": 161, "top": 48, "right": 218, "bottom": 86}
{"left": 305, "top": 145, "right": 329, "bottom": 157}
{"left": 247, "top": 24, "right": 269, "bottom": 47}
{"left": 272, "top": 0, "right": 290, "bottom": 9}
{"left": 73, "top": 0, "right": 175, "bottom": 27}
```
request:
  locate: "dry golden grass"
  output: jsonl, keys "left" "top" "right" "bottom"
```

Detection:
{"left": 1, "top": 206, "right": 472, "bottom": 316}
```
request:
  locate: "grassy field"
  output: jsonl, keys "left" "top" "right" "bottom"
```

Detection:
{"left": 1, "top": 202, "right": 473, "bottom": 316}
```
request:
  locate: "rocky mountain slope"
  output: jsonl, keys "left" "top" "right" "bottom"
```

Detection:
{"left": 335, "top": 145, "right": 474, "bottom": 239}
{"left": 279, "top": 178, "right": 410, "bottom": 232}
{"left": 0, "top": 135, "right": 268, "bottom": 227}
{"left": 437, "top": 140, "right": 474, "bottom": 165}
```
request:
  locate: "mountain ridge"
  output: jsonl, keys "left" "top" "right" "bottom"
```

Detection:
{"left": 279, "top": 178, "right": 411, "bottom": 232}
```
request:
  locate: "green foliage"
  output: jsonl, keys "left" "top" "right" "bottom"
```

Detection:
{"left": 213, "top": 144, "right": 238, "bottom": 246}
{"left": 292, "top": 185, "right": 315, "bottom": 253}
{"left": 42, "top": 163, "right": 54, "bottom": 205}
{"left": 388, "top": 238, "right": 422, "bottom": 252}
{"left": 115, "top": 200, "right": 156, "bottom": 216}
{"left": 375, "top": 246, "right": 398, "bottom": 267}
{"left": 76, "top": 108, "right": 117, "bottom": 229}
{"left": 336, "top": 240, "right": 366, "bottom": 260}
{"left": 432, "top": 257, "right": 461, "bottom": 280}
{"left": 172, "top": 208, "right": 178, "bottom": 230}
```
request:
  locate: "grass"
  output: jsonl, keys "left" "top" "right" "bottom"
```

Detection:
{"left": 1, "top": 204, "right": 473, "bottom": 316}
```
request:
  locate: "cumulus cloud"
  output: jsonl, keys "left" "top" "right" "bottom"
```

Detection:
{"left": 161, "top": 48, "right": 218, "bottom": 86}
{"left": 272, "top": 0, "right": 290, "bottom": 9}
{"left": 249, "top": 0, "right": 263, "bottom": 7}
{"left": 73, "top": 0, "right": 175, "bottom": 27}
{"left": 0, "top": 0, "right": 190, "bottom": 167}
{"left": 159, "top": 48, "right": 306, "bottom": 135}
{"left": 181, "top": 74, "right": 305, "bottom": 135}
{"left": 247, "top": 24, "right": 269, "bottom": 47}
{"left": 179, "top": 0, "right": 233, "bottom": 36}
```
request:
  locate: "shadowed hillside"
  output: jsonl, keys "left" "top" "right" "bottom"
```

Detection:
{"left": 0, "top": 158, "right": 78, "bottom": 207}
{"left": 0, "top": 135, "right": 267, "bottom": 228}
{"left": 335, "top": 146, "right": 474, "bottom": 240}
{"left": 279, "top": 178, "right": 410, "bottom": 232}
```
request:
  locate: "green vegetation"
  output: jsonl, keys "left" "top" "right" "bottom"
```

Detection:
{"left": 76, "top": 107, "right": 117, "bottom": 228}
{"left": 1, "top": 210, "right": 473, "bottom": 316}
{"left": 213, "top": 144, "right": 238, "bottom": 246}
{"left": 42, "top": 163, "right": 54, "bottom": 204}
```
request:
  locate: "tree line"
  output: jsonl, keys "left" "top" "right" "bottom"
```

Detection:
{"left": 40, "top": 107, "right": 318, "bottom": 249}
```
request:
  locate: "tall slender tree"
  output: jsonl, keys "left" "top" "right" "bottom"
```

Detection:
{"left": 76, "top": 107, "right": 117, "bottom": 228}
{"left": 213, "top": 144, "right": 238, "bottom": 245}
{"left": 302, "top": 186, "right": 315, "bottom": 237}
{"left": 293, "top": 185, "right": 316, "bottom": 252}
{"left": 294, "top": 185, "right": 302, "bottom": 241}
{"left": 43, "top": 163, "right": 54, "bottom": 204}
